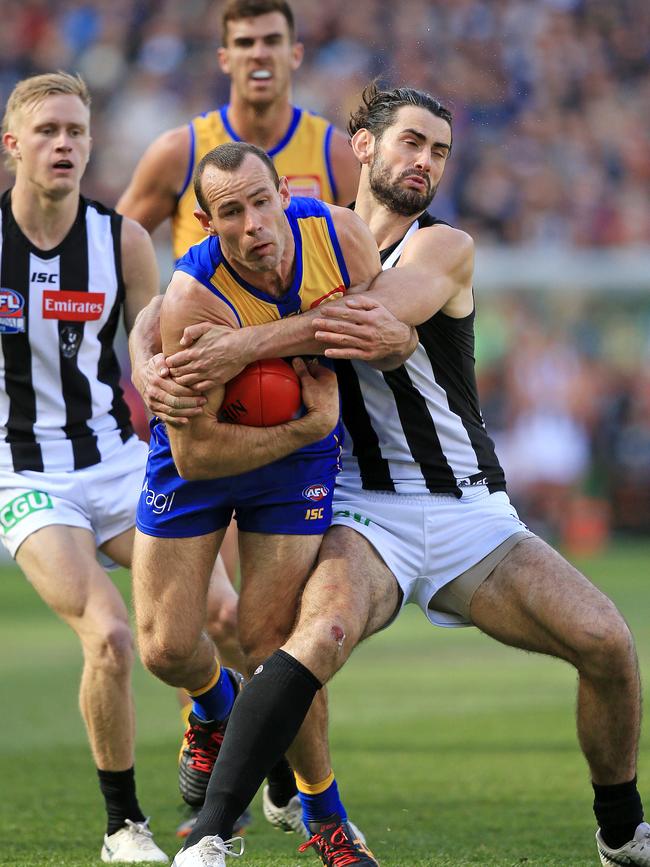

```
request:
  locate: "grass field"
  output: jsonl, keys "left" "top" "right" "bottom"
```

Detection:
{"left": 1, "top": 541, "right": 648, "bottom": 866}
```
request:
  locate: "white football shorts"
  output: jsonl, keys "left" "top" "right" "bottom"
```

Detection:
{"left": 0, "top": 435, "right": 148, "bottom": 558}
{"left": 331, "top": 483, "right": 533, "bottom": 627}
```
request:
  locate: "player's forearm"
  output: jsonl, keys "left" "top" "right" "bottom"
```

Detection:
{"left": 170, "top": 414, "right": 333, "bottom": 480}
{"left": 129, "top": 296, "right": 163, "bottom": 387}
{"left": 362, "top": 233, "right": 475, "bottom": 327}
{"left": 361, "top": 269, "right": 446, "bottom": 326}
{"left": 233, "top": 309, "right": 324, "bottom": 364}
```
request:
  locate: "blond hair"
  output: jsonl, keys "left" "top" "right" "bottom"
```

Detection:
{"left": 2, "top": 71, "right": 91, "bottom": 171}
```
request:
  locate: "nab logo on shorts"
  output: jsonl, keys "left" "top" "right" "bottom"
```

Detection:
{"left": 42, "top": 291, "right": 105, "bottom": 321}
{"left": 0, "top": 288, "right": 25, "bottom": 333}
{"left": 302, "top": 483, "right": 329, "bottom": 502}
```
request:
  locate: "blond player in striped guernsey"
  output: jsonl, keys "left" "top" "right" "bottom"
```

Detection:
{"left": 0, "top": 72, "right": 168, "bottom": 863}
{"left": 118, "top": 0, "right": 361, "bottom": 841}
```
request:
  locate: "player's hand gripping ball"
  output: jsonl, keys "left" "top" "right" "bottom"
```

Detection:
{"left": 218, "top": 358, "right": 302, "bottom": 426}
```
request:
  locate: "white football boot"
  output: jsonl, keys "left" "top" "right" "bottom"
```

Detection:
{"left": 597, "top": 822, "right": 650, "bottom": 865}
{"left": 262, "top": 786, "right": 307, "bottom": 837}
{"left": 261, "top": 786, "right": 368, "bottom": 845}
{"left": 101, "top": 819, "right": 168, "bottom": 862}
{"left": 171, "top": 835, "right": 243, "bottom": 866}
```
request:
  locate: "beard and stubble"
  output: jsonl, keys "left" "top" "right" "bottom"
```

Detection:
{"left": 369, "top": 149, "right": 437, "bottom": 216}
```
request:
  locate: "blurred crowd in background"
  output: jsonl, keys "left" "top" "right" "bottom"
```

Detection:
{"left": 1, "top": 0, "right": 649, "bottom": 543}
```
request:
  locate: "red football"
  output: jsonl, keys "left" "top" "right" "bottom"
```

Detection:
{"left": 218, "top": 358, "right": 302, "bottom": 426}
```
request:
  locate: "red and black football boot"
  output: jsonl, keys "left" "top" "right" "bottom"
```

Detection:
{"left": 299, "top": 813, "right": 379, "bottom": 866}
{"left": 178, "top": 669, "right": 244, "bottom": 808}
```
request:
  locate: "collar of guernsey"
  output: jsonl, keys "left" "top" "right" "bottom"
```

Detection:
{"left": 173, "top": 197, "right": 351, "bottom": 327}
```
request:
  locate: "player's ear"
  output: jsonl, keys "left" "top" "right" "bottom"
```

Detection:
{"left": 351, "top": 129, "right": 374, "bottom": 165}
{"left": 290, "top": 40, "right": 304, "bottom": 71}
{"left": 278, "top": 176, "right": 291, "bottom": 210}
{"left": 217, "top": 46, "right": 230, "bottom": 75}
{"left": 3, "top": 131, "right": 19, "bottom": 162}
{"left": 194, "top": 208, "right": 215, "bottom": 235}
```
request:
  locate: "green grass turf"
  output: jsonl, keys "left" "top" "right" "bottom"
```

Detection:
{"left": 0, "top": 540, "right": 648, "bottom": 866}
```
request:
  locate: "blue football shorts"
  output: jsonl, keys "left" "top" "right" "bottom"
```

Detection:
{"left": 136, "top": 420, "right": 341, "bottom": 538}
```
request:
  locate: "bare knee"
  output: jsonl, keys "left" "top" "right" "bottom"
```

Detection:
{"left": 139, "top": 631, "right": 198, "bottom": 686}
{"left": 82, "top": 620, "right": 134, "bottom": 677}
{"left": 239, "top": 617, "right": 292, "bottom": 670}
{"left": 238, "top": 592, "right": 300, "bottom": 665}
{"left": 573, "top": 604, "right": 637, "bottom": 683}
{"left": 141, "top": 644, "right": 192, "bottom": 685}
{"left": 286, "top": 612, "right": 361, "bottom": 684}
{"left": 205, "top": 595, "right": 239, "bottom": 648}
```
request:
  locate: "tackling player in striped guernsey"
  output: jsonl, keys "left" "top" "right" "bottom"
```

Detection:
{"left": 0, "top": 72, "right": 167, "bottom": 862}
{"left": 165, "top": 84, "right": 649, "bottom": 867}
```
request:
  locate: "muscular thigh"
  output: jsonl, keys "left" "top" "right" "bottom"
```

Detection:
{"left": 469, "top": 535, "right": 622, "bottom": 662}
{"left": 237, "top": 531, "right": 323, "bottom": 659}
{"left": 17, "top": 525, "right": 129, "bottom": 634}
{"left": 132, "top": 529, "right": 225, "bottom": 647}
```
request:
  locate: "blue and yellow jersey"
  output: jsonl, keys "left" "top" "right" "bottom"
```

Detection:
{"left": 175, "top": 197, "right": 349, "bottom": 322}
{"left": 172, "top": 106, "right": 338, "bottom": 261}
{"left": 136, "top": 196, "right": 347, "bottom": 541}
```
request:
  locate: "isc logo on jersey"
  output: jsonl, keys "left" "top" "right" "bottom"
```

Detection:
{"left": 0, "top": 289, "right": 25, "bottom": 333}
{"left": 302, "top": 484, "right": 329, "bottom": 502}
{"left": 42, "top": 291, "right": 105, "bottom": 321}
{"left": 31, "top": 272, "right": 57, "bottom": 283}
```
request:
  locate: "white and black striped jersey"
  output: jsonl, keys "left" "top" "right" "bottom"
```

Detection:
{"left": 337, "top": 212, "right": 506, "bottom": 497}
{"left": 0, "top": 191, "right": 133, "bottom": 472}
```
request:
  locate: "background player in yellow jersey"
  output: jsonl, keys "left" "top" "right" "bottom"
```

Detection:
{"left": 117, "top": 0, "right": 359, "bottom": 258}
{"left": 119, "top": 0, "right": 361, "bottom": 837}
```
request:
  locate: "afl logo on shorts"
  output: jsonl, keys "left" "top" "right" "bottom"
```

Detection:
{"left": 302, "top": 483, "right": 329, "bottom": 502}
{"left": 0, "top": 289, "right": 25, "bottom": 333}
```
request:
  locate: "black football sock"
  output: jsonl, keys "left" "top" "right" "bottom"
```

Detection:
{"left": 185, "top": 649, "right": 321, "bottom": 847}
{"left": 594, "top": 777, "right": 644, "bottom": 849}
{"left": 97, "top": 767, "right": 146, "bottom": 836}
{"left": 267, "top": 756, "right": 298, "bottom": 807}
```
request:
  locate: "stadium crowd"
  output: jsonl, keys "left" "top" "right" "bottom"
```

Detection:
{"left": 1, "top": 0, "right": 648, "bottom": 537}
{"left": 476, "top": 293, "right": 650, "bottom": 543}
{"left": 1, "top": 0, "right": 648, "bottom": 247}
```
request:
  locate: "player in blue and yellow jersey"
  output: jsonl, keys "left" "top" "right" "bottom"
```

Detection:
{"left": 118, "top": 2, "right": 360, "bottom": 838}
{"left": 117, "top": 0, "right": 359, "bottom": 262}
{"left": 130, "top": 142, "right": 404, "bottom": 865}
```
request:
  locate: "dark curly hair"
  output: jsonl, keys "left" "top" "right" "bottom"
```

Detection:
{"left": 348, "top": 83, "right": 452, "bottom": 153}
